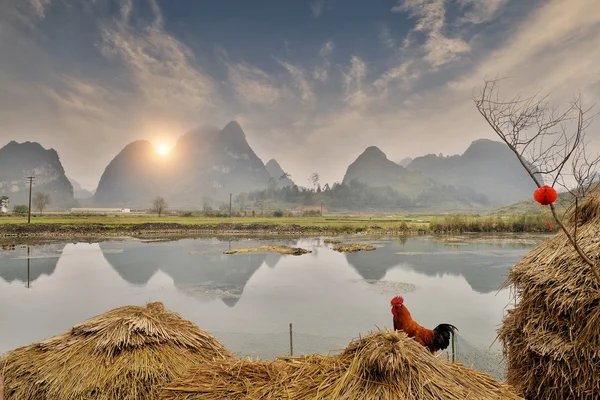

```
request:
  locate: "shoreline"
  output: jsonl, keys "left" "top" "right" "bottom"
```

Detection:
{"left": 0, "top": 222, "right": 426, "bottom": 243}
{"left": 0, "top": 222, "right": 552, "bottom": 245}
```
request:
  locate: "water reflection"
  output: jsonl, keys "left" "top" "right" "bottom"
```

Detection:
{"left": 99, "top": 239, "right": 282, "bottom": 307}
{"left": 0, "top": 244, "right": 66, "bottom": 287}
{"left": 345, "top": 237, "right": 533, "bottom": 293}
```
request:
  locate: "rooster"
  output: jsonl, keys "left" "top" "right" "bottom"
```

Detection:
{"left": 390, "top": 296, "right": 457, "bottom": 354}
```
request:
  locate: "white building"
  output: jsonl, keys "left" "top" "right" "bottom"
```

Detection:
{"left": 70, "top": 208, "right": 130, "bottom": 214}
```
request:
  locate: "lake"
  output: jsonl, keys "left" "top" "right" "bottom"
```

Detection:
{"left": 0, "top": 234, "right": 545, "bottom": 380}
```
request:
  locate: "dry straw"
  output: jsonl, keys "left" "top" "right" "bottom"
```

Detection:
{"left": 498, "top": 191, "right": 600, "bottom": 399}
{"left": 161, "top": 330, "right": 522, "bottom": 400}
{"left": 0, "top": 302, "right": 233, "bottom": 400}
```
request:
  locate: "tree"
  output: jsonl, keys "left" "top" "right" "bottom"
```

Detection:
{"left": 0, "top": 196, "right": 9, "bottom": 211}
{"left": 13, "top": 205, "right": 29, "bottom": 215}
{"left": 33, "top": 192, "right": 50, "bottom": 216}
{"left": 309, "top": 172, "right": 320, "bottom": 192}
{"left": 474, "top": 78, "right": 600, "bottom": 284}
{"left": 152, "top": 196, "right": 167, "bottom": 217}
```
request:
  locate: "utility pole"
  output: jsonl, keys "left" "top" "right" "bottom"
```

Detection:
{"left": 27, "top": 176, "right": 34, "bottom": 224}
{"left": 229, "top": 193, "right": 232, "bottom": 217}
{"left": 320, "top": 201, "right": 323, "bottom": 217}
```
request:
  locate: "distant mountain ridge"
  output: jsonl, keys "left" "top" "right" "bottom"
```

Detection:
{"left": 68, "top": 176, "right": 94, "bottom": 199}
{"left": 0, "top": 141, "right": 76, "bottom": 208}
{"left": 341, "top": 146, "right": 490, "bottom": 209}
{"left": 406, "top": 139, "right": 536, "bottom": 206}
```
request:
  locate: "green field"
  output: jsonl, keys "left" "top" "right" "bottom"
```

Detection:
{"left": 0, "top": 212, "right": 557, "bottom": 234}
{"left": 0, "top": 213, "right": 430, "bottom": 228}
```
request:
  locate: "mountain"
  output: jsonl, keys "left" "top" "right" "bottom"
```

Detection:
{"left": 94, "top": 121, "right": 272, "bottom": 207}
{"left": 340, "top": 146, "right": 490, "bottom": 210}
{"left": 94, "top": 140, "right": 167, "bottom": 207}
{"left": 265, "top": 159, "right": 295, "bottom": 187}
{"left": 68, "top": 176, "right": 94, "bottom": 199}
{"left": 397, "top": 157, "right": 413, "bottom": 168}
{"left": 406, "top": 139, "right": 536, "bottom": 206}
{"left": 342, "top": 146, "right": 434, "bottom": 193}
{"left": 0, "top": 141, "right": 76, "bottom": 208}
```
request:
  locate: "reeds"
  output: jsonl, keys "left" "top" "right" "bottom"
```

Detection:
{"left": 161, "top": 330, "right": 522, "bottom": 400}
{"left": 0, "top": 302, "right": 233, "bottom": 400}
{"left": 429, "top": 214, "right": 556, "bottom": 233}
{"left": 498, "top": 191, "right": 600, "bottom": 399}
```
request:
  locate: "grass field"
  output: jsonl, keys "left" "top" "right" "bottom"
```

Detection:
{"left": 0, "top": 212, "right": 556, "bottom": 234}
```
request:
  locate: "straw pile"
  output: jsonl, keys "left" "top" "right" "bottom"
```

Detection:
{"left": 498, "top": 191, "right": 600, "bottom": 399}
{"left": 161, "top": 330, "right": 522, "bottom": 400}
{"left": 0, "top": 302, "right": 234, "bottom": 400}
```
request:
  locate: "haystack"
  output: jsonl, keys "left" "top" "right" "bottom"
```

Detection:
{"left": 161, "top": 330, "right": 521, "bottom": 400}
{"left": 0, "top": 302, "right": 234, "bottom": 400}
{"left": 498, "top": 191, "right": 600, "bottom": 400}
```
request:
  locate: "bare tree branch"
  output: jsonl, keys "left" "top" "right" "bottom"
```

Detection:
{"left": 474, "top": 78, "right": 600, "bottom": 286}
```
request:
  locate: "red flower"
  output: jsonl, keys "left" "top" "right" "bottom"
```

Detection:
{"left": 534, "top": 185, "right": 558, "bottom": 206}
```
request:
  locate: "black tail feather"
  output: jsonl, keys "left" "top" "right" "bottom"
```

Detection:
{"left": 432, "top": 323, "right": 458, "bottom": 351}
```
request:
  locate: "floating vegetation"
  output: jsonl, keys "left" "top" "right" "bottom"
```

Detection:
{"left": 332, "top": 243, "right": 376, "bottom": 253}
{"left": 224, "top": 245, "right": 311, "bottom": 256}
{"left": 323, "top": 239, "right": 342, "bottom": 244}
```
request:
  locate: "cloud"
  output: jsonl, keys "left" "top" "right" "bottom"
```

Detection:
{"left": 393, "top": 0, "right": 471, "bottom": 68}
{"left": 41, "top": 76, "right": 126, "bottom": 125}
{"left": 314, "top": 40, "right": 334, "bottom": 82}
{"left": 379, "top": 27, "right": 397, "bottom": 49}
{"left": 277, "top": 61, "right": 315, "bottom": 104}
{"left": 319, "top": 40, "right": 334, "bottom": 58}
{"left": 311, "top": 0, "right": 324, "bottom": 18}
{"left": 2, "top": 0, "right": 54, "bottom": 29}
{"left": 227, "top": 63, "right": 283, "bottom": 105}
{"left": 98, "top": 0, "right": 216, "bottom": 116}
{"left": 459, "top": 0, "right": 510, "bottom": 24}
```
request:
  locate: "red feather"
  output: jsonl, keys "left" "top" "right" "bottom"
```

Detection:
{"left": 534, "top": 185, "right": 558, "bottom": 206}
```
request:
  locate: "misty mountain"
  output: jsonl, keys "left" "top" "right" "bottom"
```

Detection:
{"left": 406, "top": 139, "right": 536, "bottom": 206}
{"left": 0, "top": 141, "right": 76, "bottom": 208}
{"left": 94, "top": 121, "right": 272, "bottom": 207}
{"left": 342, "top": 146, "right": 435, "bottom": 194}
{"left": 266, "top": 159, "right": 295, "bottom": 187}
{"left": 68, "top": 176, "right": 94, "bottom": 200}
{"left": 94, "top": 140, "right": 167, "bottom": 207}
{"left": 397, "top": 157, "right": 413, "bottom": 167}
{"left": 341, "top": 146, "right": 490, "bottom": 209}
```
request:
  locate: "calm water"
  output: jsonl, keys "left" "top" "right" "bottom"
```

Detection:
{"left": 0, "top": 235, "right": 544, "bottom": 378}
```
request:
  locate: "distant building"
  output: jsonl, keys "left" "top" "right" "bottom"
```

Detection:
{"left": 1, "top": 205, "right": 8, "bottom": 213}
{"left": 70, "top": 208, "right": 130, "bottom": 214}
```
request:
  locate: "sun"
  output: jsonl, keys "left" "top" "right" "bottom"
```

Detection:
{"left": 156, "top": 145, "right": 170, "bottom": 156}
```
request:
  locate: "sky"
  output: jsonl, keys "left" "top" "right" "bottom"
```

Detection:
{"left": 1, "top": 0, "right": 599, "bottom": 190}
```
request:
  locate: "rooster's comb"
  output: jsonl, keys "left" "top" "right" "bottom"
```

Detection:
{"left": 391, "top": 296, "right": 404, "bottom": 305}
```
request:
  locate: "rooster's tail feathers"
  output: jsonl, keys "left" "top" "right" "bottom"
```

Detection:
{"left": 432, "top": 323, "right": 457, "bottom": 351}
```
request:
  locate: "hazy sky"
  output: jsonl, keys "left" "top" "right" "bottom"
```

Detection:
{"left": 1, "top": 0, "right": 599, "bottom": 189}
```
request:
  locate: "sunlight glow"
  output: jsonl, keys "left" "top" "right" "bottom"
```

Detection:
{"left": 156, "top": 145, "right": 170, "bottom": 156}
